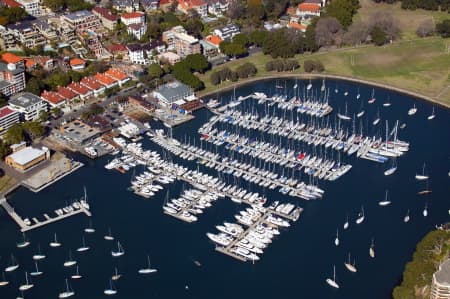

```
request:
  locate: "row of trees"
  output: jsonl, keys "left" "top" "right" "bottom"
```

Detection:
{"left": 0, "top": 6, "right": 27, "bottom": 26}
{"left": 209, "top": 62, "right": 257, "bottom": 85}
{"left": 303, "top": 60, "right": 325, "bottom": 73}
{"left": 393, "top": 229, "right": 450, "bottom": 299}
{"left": 172, "top": 54, "right": 210, "bottom": 90}
{"left": 265, "top": 59, "right": 300, "bottom": 72}
{"left": 42, "top": 0, "right": 93, "bottom": 13}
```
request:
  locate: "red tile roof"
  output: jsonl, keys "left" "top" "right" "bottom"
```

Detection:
{"left": 81, "top": 77, "right": 104, "bottom": 90}
{"left": 206, "top": 35, "right": 222, "bottom": 46}
{"left": 41, "top": 91, "right": 65, "bottom": 105}
{"left": 107, "top": 43, "right": 128, "bottom": 54}
{"left": 70, "top": 58, "right": 85, "bottom": 67}
{"left": 104, "top": 68, "right": 129, "bottom": 81}
{"left": 25, "top": 59, "right": 37, "bottom": 68}
{"left": 298, "top": 3, "right": 320, "bottom": 12}
{"left": 2, "top": 0, "right": 22, "bottom": 8}
{"left": 121, "top": 12, "right": 144, "bottom": 19}
{"left": 1, "top": 52, "right": 23, "bottom": 64}
{"left": 179, "top": 0, "right": 206, "bottom": 10}
{"left": 92, "top": 6, "right": 118, "bottom": 21}
{"left": 57, "top": 86, "right": 78, "bottom": 100}
{"left": 67, "top": 82, "right": 91, "bottom": 95}
{"left": 288, "top": 22, "right": 307, "bottom": 31}
{"left": 0, "top": 106, "right": 17, "bottom": 119}
{"left": 94, "top": 73, "right": 117, "bottom": 86}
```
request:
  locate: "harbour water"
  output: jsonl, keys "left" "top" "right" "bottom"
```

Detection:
{"left": 0, "top": 78, "right": 449, "bottom": 299}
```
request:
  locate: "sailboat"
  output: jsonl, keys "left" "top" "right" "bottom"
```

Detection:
{"left": 404, "top": 209, "right": 410, "bottom": 223}
{"left": 306, "top": 80, "right": 312, "bottom": 90}
{"left": 418, "top": 180, "right": 432, "bottom": 195}
{"left": 32, "top": 244, "right": 46, "bottom": 261}
{"left": 423, "top": 203, "right": 428, "bottom": 217}
{"left": 50, "top": 233, "right": 61, "bottom": 247}
{"left": 427, "top": 107, "right": 436, "bottom": 120}
{"left": 63, "top": 250, "right": 77, "bottom": 267}
{"left": 369, "top": 239, "right": 375, "bottom": 258}
{"left": 293, "top": 79, "right": 298, "bottom": 89}
{"left": 408, "top": 104, "right": 417, "bottom": 115}
{"left": 344, "top": 253, "right": 357, "bottom": 273}
{"left": 19, "top": 272, "right": 33, "bottom": 291}
{"left": 344, "top": 91, "right": 349, "bottom": 96}
{"left": 378, "top": 190, "right": 392, "bottom": 206}
{"left": 337, "top": 103, "right": 351, "bottom": 121}
{"left": 383, "top": 96, "right": 391, "bottom": 107}
{"left": 16, "top": 233, "right": 30, "bottom": 248}
{"left": 76, "top": 236, "right": 90, "bottom": 252}
{"left": 334, "top": 229, "right": 340, "bottom": 246}
{"left": 104, "top": 227, "right": 114, "bottom": 241}
{"left": 16, "top": 290, "right": 25, "bottom": 299}
{"left": 138, "top": 256, "right": 158, "bottom": 274}
{"left": 30, "top": 262, "right": 42, "bottom": 276}
{"left": 0, "top": 272, "right": 9, "bottom": 286}
{"left": 325, "top": 265, "right": 339, "bottom": 289}
{"left": 5, "top": 254, "right": 19, "bottom": 272}
{"left": 368, "top": 89, "right": 376, "bottom": 104}
{"left": 384, "top": 158, "right": 397, "bottom": 176}
{"left": 320, "top": 79, "right": 325, "bottom": 92}
{"left": 415, "top": 163, "right": 429, "bottom": 180}
{"left": 104, "top": 279, "right": 117, "bottom": 295}
{"left": 372, "top": 109, "right": 381, "bottom": 125}
{"left": 356, "top": 206, "right": 365, "bottom": 224}
{"left": 111, "top": 241, "right": 125, "bottom": 257}
{"left": 343, "top": 214, "right": 349, "bottom": 230}
{"left": 71, "top": 266, "right": 82, "bottom": 280}
{"left": 112, "top": 267, "right": 121, "bottom": 281}
{"left": 84, "top": 220, "right": 95, "bottom": 234}
{"left": 58, "top": 279, "right": 75, "bottom": 298}
{"left": 356, "top": 88, "right": 360, "bottom": 99}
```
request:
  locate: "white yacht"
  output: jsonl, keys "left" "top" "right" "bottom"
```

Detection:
{"left": 138, "top": 256, "right": 157, "bottom": 274}
{"left": 50, "top": 233, "right": 61, "bottom": 247}
{"left": 325, "top": 265, "right": 339, "bottom": 289}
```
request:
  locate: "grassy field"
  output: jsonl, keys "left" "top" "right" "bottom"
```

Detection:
{"left": 198, "top": 38, "right": 450, "bottom": 106}
{"left": 355, "top": 0, "right": 450, "bottom": 40}
{"left": 0, "top": 175, "right": 17, "bottom": 196}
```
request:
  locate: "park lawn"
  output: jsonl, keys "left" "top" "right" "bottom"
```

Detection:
{"left": 198, "top": 38, "right": 450, "bottom": 106}
{"left": 0, "top": 175, "right": 17, "bottom": 196}
{"left": 355, "top": 0, "right": 450, "bottom": 40}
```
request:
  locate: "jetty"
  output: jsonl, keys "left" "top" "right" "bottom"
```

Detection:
{"left": 0, "top": 197, "right": 91, "bottom": 232}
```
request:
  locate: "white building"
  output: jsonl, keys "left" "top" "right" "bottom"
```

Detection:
{"left": 0, "top": 106, "right": 20, "bottom": 135}
{"left": 120, "top": 11, "right": 145, "bottom": 25}
{"left": 431, "top": 259, "right": 450, "bottom": 299}
{"left": 207, "top": 0, "right": 228, "bottom": 16}
{"left": 213, "top": 23, "right": 240, "bottom": 42}
{"left": 126, "top": 44, "right": 145, "bottom": 64}
{"left": 8, "top": 92, "right": 47, "bottom": 121}
{"left": 16, "top": 0, "right": 42, "bottom": 17}
{"left": 127, "top": 23, "right": 147, "bottom": 40}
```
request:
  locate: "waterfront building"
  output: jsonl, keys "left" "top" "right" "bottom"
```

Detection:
{"left": 0, "top": 106, "right": 20, "bottom": 135}
{"left": 59, "top": 120, "right": 101, "bottom": 144}
{"left": 5, "top": 142, "right": 50, "bottom": 172}
{"left": 431, "top": 258, "right": 450, "bottom": 299}
{"left": 8, "top": 92, "right": 47, "bottom": 121}
{"left": 0, "top": 62, "right": 26, "bottom": 97}
{"left": 152, "top": 80, "right": 195, "bottom": 107}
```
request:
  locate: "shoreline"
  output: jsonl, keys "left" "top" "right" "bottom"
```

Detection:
{"left": 197, "top": 73, "right": 450, "bottom": 109}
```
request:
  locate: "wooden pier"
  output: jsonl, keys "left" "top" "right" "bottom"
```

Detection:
{"left": 0, "top": 197, "right": 91, "bottom": 232}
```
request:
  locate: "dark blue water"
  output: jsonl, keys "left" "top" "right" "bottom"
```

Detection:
{"left": 0, "top": 79, "right": 449, "bottom": 299}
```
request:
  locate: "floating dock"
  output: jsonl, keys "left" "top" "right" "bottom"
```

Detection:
{"left": 0, "top": 197, "right": 91, "bottom": 232}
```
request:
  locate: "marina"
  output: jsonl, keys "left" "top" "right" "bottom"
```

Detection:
{"left": 0, "top": 78, "right": 448, "bottom": 299}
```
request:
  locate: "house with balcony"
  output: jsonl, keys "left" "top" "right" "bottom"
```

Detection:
{"left": 8, "top": 92, "right": 47, "bottom": 121}
{"left": 178, "top": 0, "right": 207, "bottom": 17}
{"left": 213, "top": 23, "right": 240, "bottom": 42}
{"left": 7, "top": 21, "right": 46, "bottom": 48}
{"left": 61, "top": 10, "right": 102, "bottom": 35}
{"left": 92, "top": 7, "right": 118, "bottom": 31}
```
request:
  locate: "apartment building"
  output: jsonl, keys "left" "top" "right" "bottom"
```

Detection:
{"left": 0, "top": 62, "right": 26, "bottom": 97}
{"left": 61, "top": 10, "right": 102, "bottom": 34}
{"left": 8, "top": 92, "right": 47, "bottom": 121}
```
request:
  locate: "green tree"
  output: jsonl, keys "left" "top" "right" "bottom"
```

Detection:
{"left": 148, "top": 63, "right": 163, "bottom": 79}
{"left": 325, "top": 0, "right": 360, "bottom": 29}
{"left": 42, "top": 0, "right": 64, "bottom": 12}
{"left": 247, "top": 0, "right": 265, "bottom": 21}
{"left": 25, "top": 77, "right": 43, "bottom": 96}
{"left": 39, "top": 110, "right": 49, "bottom": 122}
{"left": 248, "top": 30, "right": 268, "bottom": 46}
{"left": 371, "top": 26, "right": 388, "bottom": 45}
{"left": 5, "top": 124, "right": 24, "bottom": 145}
{"left": 183, "top": 18, "right": 204, "bottom": 39}
{"left": 210, "top": 72, "right": 221, "bottom": 85}
{"left": 23, "top": 121, "right": 45, "bottom": 139}
{"left": 0, "top": 138, "right": 10, "bottom": 158}
{"left": 233, "top": 33, "right": 249, "bottom": 47}
{"left": 0, "top": 94, "right": 7, "bottom": 108}
{"left": 436, "top": 19, "right": 450, "bottom": 38}
{"left": 184, "top": 53, "right": 210, "bottom": 73}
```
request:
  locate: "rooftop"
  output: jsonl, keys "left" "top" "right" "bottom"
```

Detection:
{"left": 67, "top": 82, "right": 91, "bottom": 95}
{"left": 81, "top": 77, "right": 104, "bottom": 90}
{"left": 154, "top": 81, "right": 192, "bottom": 102}
{"left": 126, "top": 43, "right": 142, "bottom": 52}
{"left": 9, "top": 92, "right": 43, "bottom": 108}
{"left": 1, "top": 52, "right": 24, "bottom": 64}
{"left": 298, "top": 3, "right": 321, "bottom": 11}
{"left": 121, "top": 11, "right": 144, "bottom": 19}
{"left": 57, "top": 86, "right": 78, "bottom": 100}
{"left": 104, "top": 68, "right": 129, "bottom": 81}
{"left": 435, "top": 259, "right": 450, "bottom": 286}
{"left": 0, "top": 62, "right": 25, "bottom": 75}
{"left": 107, "top": 43, "right": 127, "bottom": 53}
{"left": 7, "top": 146, "right": 46, "bottom": 166}
{"left": 92, "top": 6, "right": 118, "bottom": 21}
{"left": 0, "top": 106, "right": 17, "bottom": 119}
{"left": 205, "top": 35, "right": 222, "bottom": 46}
{"left": 94, "top": 73, "right": 117, "bottom": 85}
{"left": 41, "top": 91, "right": 65, "bottom": 105}
{"left": 63, "top": 10, "right": 94, "bottom": 21}
{"left": 2, "top": 0, "right": 22, "bottom": 8}
{"left": 175, "top": 32, "right": 199, "bottom": 44}
{"left": 70, "top": 58, "right": 85, "bottom": 66}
